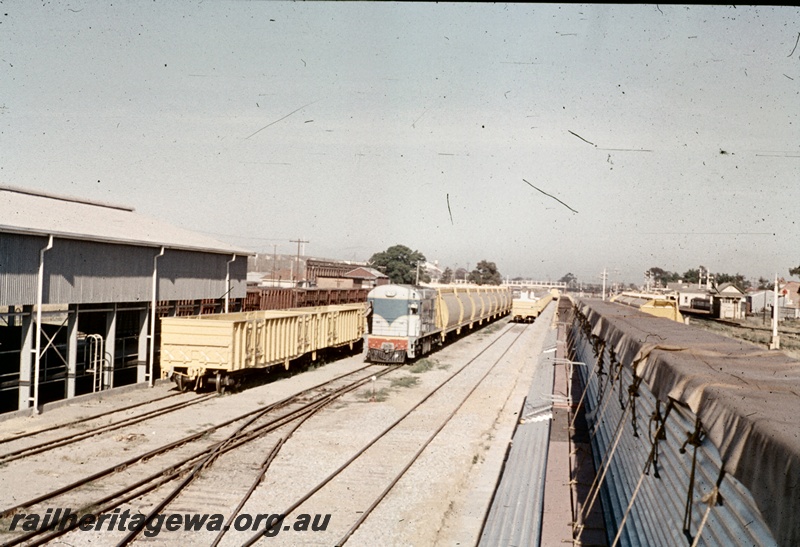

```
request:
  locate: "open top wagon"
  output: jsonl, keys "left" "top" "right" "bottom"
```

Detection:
{"left": 160, "top": 303, "right": 367, "bottom": 391}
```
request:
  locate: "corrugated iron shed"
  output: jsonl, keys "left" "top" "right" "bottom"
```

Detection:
{"left": 0, "top": 186, "right": 252, "bottom": 305}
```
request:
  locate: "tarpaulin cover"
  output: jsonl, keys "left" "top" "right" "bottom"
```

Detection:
{"left": 577, "top": 299, "right": 800, "bottom": 546}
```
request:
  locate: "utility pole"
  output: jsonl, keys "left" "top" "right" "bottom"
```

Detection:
{"left": 771, "top": 273, "right": 781, "bottom": 349}
{"left": 289, "top": 238, "right": 309, "bottom": 287}
{"left": 600, "top": 268, "right": 608, "bottom": 301}
{"left": 272, "top": 244, "right": 278, "bottom": 287}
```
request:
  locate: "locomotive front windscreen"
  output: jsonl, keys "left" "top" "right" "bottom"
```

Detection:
{"left": 369, "top": 297, "right": 417, "bottom": 337}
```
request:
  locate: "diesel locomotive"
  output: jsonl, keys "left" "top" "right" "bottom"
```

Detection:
{"left": 365, "top": 284, "right": 511, "bottom": 363}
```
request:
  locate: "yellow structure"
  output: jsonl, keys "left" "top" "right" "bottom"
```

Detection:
{"left": 610, "top": 292, "right": 684, "bottom": 323}
{"left": 160, "top": 303, "right": 367, "bottom": 391}
{"left": 511, "top": 289, "right": 559, "bottom": 322}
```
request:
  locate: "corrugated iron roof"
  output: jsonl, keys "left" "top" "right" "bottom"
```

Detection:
{"left": 0, "top": 185, "right": 252, "bottom": 255}
{"left": 479, "top": 314, "right": 557, "bottom": 547}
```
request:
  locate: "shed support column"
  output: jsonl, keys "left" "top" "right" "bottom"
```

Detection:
{"left": 137, "top": 309, "right": 149, "bottom": 383}
{"left": 149, "top": 247, "right": 165, "bottom": 387}
{"left": 66, "top": 304, "right": 79, "bottom": 398}
{"left": 104, "top": 304, "right": 117, "bottom": 390}
{"left": 225, "top": 254, "right": 237, "bottom": 313}
{"left": 18, "top": 305, "right": 34, "bottom": 411}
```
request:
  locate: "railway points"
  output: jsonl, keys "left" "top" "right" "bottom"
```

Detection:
{"left": 0, "top": 301, "right": 558, "bottom": 546}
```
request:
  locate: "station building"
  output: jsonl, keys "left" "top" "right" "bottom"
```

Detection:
{"left": 0, "top": 186, "right": 250, "bottom": 414}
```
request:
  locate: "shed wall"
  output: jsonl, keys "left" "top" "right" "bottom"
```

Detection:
{"left": 45, "top": 239, "right": 154, "bottom": 303}
{"left": 0, "top": 233, "right": 45, "bottom": 306}
{"left": 1, "top": 233, "right": 247, "bottom": 306}
{"left": 158, "top": 251, "right": 246, "bottom": 301}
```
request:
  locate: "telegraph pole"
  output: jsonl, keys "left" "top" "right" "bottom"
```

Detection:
{"left": 272, "top": 244, "right": 278, "bottom": 287}
{"left": 600, "top": 268, "right": 608, "bottom": 301}
{"left": 289, "top": 238, "right": 309, "bottom": 287}
{"left": 771, "top": 273, "right": 781, "bottom": 349}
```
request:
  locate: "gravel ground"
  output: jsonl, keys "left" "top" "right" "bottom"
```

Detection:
{"left": 0, "top": 306, "right": 556, "bottom": 547}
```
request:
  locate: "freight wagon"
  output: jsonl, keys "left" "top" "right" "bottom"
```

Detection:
{"left": 610, "top": 291, "right": 684, "bottom": 323}
{"left": 160, "top": 303, "right": 367, "bottom": 391}
{"left": 244, "top": 286, "right": 368, "bottom": 311}
{"left": 366, "top": 284, "right": 511, "bottom": 363}
{"left": 511, "top": 289, "right": 559, "bottom": 322}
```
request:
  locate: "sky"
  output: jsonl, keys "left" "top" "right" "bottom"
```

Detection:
{"left": 2, "top": 2, "right": 799, "bottom": 286}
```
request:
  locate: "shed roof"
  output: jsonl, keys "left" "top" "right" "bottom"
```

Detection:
{"left": 666, "top": 282, "right": 709, "bottom": 294}
{"left": 345, "top": 267, "right": 388, "bottom": 279}
{"left": 717, "top": 283, "right": 744, "bottom": 296}
{"left": 0, "top": 186, "right": 251, "bottom": 255}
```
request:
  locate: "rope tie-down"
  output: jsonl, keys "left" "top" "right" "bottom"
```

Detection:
{"left": 610, "top": 400, "right": 676, "bottom": 547}
{"left": 615, "top": 349, "right": 626, "bottom": 410}
{"left": 627, "top": 373, "right": 644, "bottom": 438}
{"left": 644, "top": 400, "right": 673, "bottom": 479}
{"left": 574, "top": 401, "right": 632, "bottom": 540}
{"left": 568, "top": 348, "right": 604, "bottom": 431}
{"left": 680, "top": 417, "right": 705, "bottom": 544}
{"left": 690, "top": 468, "right": 726, "bottom": 547}
{"left": 586, "top": 339, "right": 635, "bottom": 449}
{"left": 597, "top": 347, "right": 617, "bottom": 400}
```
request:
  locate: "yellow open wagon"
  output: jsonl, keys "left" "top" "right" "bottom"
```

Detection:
{"left": 159, "top": 303, "right": 366, "bottom": 391}
{"left": 511, "top": 288, "right": 559, "bottom": 323}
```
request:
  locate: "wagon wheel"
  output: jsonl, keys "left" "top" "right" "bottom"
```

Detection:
{"left": 215, "top": 372, "right": 225, "bottom": 394}
{"left": 175, "top": 374, "right": 189, "bottom": 393}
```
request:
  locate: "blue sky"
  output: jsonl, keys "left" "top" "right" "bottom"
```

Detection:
{"left": 2, "top": 3, "right": 799, "bottom": 285}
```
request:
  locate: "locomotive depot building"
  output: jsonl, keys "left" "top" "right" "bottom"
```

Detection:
{"left": 0, "top": 185, "right": 250, "bottom": 415}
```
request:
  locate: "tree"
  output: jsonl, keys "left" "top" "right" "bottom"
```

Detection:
{"left": 440, "top": 267, "right": 453, "bottom": 284}
{"left": 681, "top": 268, "right": 700, "bottom": 284}
{"left": 790, "top": 265, "right": 800, "bottom": 278}
{"left": 757, "top": 277, "right": 771, "bottom": 290}
{"left": 647, "top": 267, "right": 679, "bottom": 287}
{"left": 558, "top": 273, "right": 577, "bottom": 287}
{"left": 468, "top": 260, "right": 503, "bottom": 285}
{"left": 368, "top": 245, "right": 428, "bottom": 284}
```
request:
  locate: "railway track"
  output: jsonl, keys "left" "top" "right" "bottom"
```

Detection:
{"left": 0, "top": 391, "right": 182, "bottom": 445}
{"left": 0, "top": 392, "right": 217, "bottom": 465}
{"left": 229, "top": 322, "right": 529, "bottom": 546}
{"left": 0, "top": 364, "right": 397, "bottom": 547}
{"left": 0, "top": 315, "right": 540, "bottom": 546}
{"left": 691, "top": 315, "right": 800, "bottom": 355}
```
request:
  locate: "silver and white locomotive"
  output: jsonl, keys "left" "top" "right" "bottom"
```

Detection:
{"left": 366, "top": 283, "right": 512, "bottom": 363}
